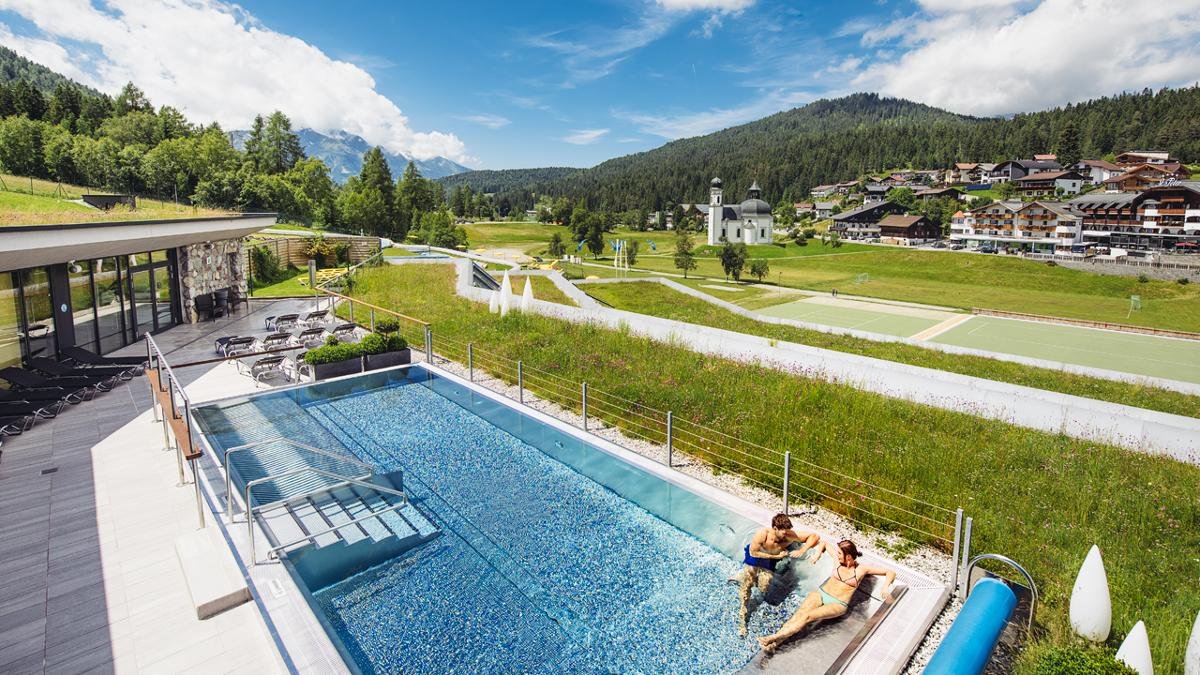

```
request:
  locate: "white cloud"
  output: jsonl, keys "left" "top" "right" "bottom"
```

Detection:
{"left": 456, "top": 114, "right": 511, "bottom": 129}
{"left": 562, "top": 128, "right": 609, "bottom": 145}
{"left": 0, "top": 0, "right": 470, "bottom": 163}
{"left": 656, "top": 0, "right": 754, "bottom": 10}
{"left": 852, "top": 0, "right": 1200, "bottom": 117}
{"left": 615, "top": 89, "right": 813, "bottom": 139}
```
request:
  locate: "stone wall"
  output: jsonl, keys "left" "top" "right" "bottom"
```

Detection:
{"left": 1048, "top": 258, "right": 1199, "bottom": 282}
{"left": 177, "top": 238, "right": 248, "bottom": 323}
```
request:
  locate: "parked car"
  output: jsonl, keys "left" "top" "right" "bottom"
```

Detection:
{"left": 979, "top": 245, "right": 997, "bottom": 254}
{"left": 949, "top": 243, "right": 965, "bottom": 250}
{"left": 931, "top": 241, "right": 947, "bottom": 249}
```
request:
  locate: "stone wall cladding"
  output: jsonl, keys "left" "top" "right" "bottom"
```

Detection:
{"left": 178, "top": 238, "right": 248, "bottom": 323}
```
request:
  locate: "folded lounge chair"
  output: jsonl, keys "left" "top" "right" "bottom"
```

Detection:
{"left": 257, "top": 332, "right": 296, "bottom": 351}
{"left": 0, "top": 390, "right": 72, "bottom": 414}
{"left": 26, "top": 357, "right": 129, "bottom": 386}
{"left": 60, "top": 347, "right": 148, "bottom": 370}
{"left": 239, "top": 354, "right": 297, "bottom": 386}
{"left": 215, "top": 336, "right": 256, "bottom": 357}
{"left": 265, "top": 313, "right": 300, "bottom": 331}
{"left": 301, "top": 310, "right": 329, "bottom": 328}
{"left": 0, "top": 367, "right": 108, "bottom": 395}
{"left": 0, "top": 400, "right": 60, "bottom": 420}
{"left": 294, "top": 327, "right": 328, "bottom": 348}
{"left": 329, "top": 322, "right": 359, "bottom": 342}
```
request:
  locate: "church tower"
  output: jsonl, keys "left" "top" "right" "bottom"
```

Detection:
{"left": 708, "top": 177, "right": 723, "bottom": 245}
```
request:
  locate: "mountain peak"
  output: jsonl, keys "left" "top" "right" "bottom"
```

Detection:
{"left": 231, "top": 127, "right": 469, "bottom": 181}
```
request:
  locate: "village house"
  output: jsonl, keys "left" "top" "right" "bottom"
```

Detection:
{"left": 990, "top": 158, "right": 1064, "bottom": 182}
{"left": 950, "top": 200, "right": 1081, "bottom": 253}
{"left": 1102, "top": 163, "right": 1191, "bottom": 192}
{"left": 863, "top": 184, "right": 888, "bottom": 205}
{"left": 1070, "top": 159, "right": 1123, "bottom": 184}
{"left": 1115, "top": 150, "right": 1177, "bottom": 166}
{"left": 815, "top": 201, "right": 837, "bottom": 219}
{"left": 810, "top": 184, "right": 837, "bottom": 198}
{"left": 877, "top": 214, "right": 940, "bottom": 245}
{"left": 829, "top": 200, "right": 907, "bottom": 238}
{"left": 915, "top": 186, "right": 965, "bottom": 201}
{"left": 1014, "top": 170, "right": 1085, "bottom": 197}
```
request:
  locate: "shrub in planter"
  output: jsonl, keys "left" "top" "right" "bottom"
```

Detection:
{"left": 362, "top": 332, "right": 410, "bottom": 369}
{"left": 374, "top": 317, "right": 400, "bottom": 334}
{"left": 304, "top": 341, "right": 364, "bottom": 379}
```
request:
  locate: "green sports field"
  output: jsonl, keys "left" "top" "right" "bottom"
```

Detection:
{"left": 756, "top": 297, "right": 951, "bottom": 338}
{"left": 931, "top": 316, "right": 1200, "bottom": 384}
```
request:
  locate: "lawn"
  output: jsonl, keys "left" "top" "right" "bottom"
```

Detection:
{"left": 382, "top": 247, "right": 417, "bottom": 257}
{"left": 463, "top": 221, "right": 566, "bottom": 255}
{"left": 631, "top": 248, "right": 1200, "bottom": 332}
{"left": 249, "top": 271, "right": 318, "bottom": 297}
{"left": 347, "top": 263, "right": 1200, "bottom": 672}
{"left": 583, "top": 280, "right": 1200, "bottom": 417}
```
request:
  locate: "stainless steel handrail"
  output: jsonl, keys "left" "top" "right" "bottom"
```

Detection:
{"left": 146, "top": 334, "right": 204, "bottom": 527}
{"left": 965, "top": 553, "right": 1038, "bottom": 629}
{"left": 244, "top": 466, "right": 408, "bottom": 564}
{"left": 224, "top": 436, "right": 375, "bottom": 518}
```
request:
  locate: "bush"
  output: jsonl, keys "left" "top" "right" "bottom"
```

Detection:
{"left": 303, "top": 341, "right": 363, "bottom": 365}
{"left": 359, "top": 332, "right": 408, "bottom": 355}
{"left": 250, "top": 245, "right": 284, "bottom": 284}
{"left": 1027, "top": 644, "right": 1135, "bottom": 675}
{"left": 1137, "top": 273, "right": 1150, "bottom": 283}
{"left": 374, "top": 317, "right": 400, "bottom": 333}
{"left": 1178, "top": 277, "right": 1191, "bottom": 285}
{"left": 1045, "top": 260, "right": 1058, "bottom": 267}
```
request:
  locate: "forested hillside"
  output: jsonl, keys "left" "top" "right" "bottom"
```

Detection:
{"left": 0, "top": 46, "right": 104, "bottom": 97}
{"left": 446, "top": 89, "right": 1200, "bottom": 211}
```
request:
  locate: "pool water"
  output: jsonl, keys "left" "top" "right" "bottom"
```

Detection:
{"left": 197, "top": 368, "right": 834, "bottom": 673}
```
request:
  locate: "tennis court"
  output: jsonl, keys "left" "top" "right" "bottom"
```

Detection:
{"left": 931, "top": 316, "right": 1200, "bottom": 384}
{"left": 755, "top": 296, "right": 956, "bottom": 338}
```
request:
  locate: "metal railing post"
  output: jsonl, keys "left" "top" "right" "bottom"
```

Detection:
{"left": 147, "top": 339, "right": 159, "bottom": 422}
{"left": 582, "top": 382, "right": 588, "bottom": 431}
{"left": 518, "top": 361, "right": 524, "bottom": 403}
{"left": 950, "top": 508, "right": 964, "bottom": 593}
{"left": 666, "top": 411, "right": 673, "bottom": 467}
{"left": 782, "top": 451, "right": 791, "bottom": 514}
{"left": 468, "top": 343, "right": 474, "bottom": 381}
{"left": 349, "top": 301, "right": 355, "bottom": 324}
{"left": 370, "top": 308, "right": 376, "bottom": 332}
{"left": 191, "top": 459, "right": 205, "bottom": 528}
{"left": 958, "top": 516, "right": 974, "bottom": 596}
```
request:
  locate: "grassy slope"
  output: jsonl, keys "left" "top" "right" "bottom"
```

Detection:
{"left": 350, "top": 264, "right": 1198, "bottom": 672}
{"left": 584, "top": 281, "right": 1200, "bottom": 418}
{"left": 1, "top": 174, "right": 235, "bottom": 225}
{"left": 495, "top": 274, "right": 576, "bottom": 306}
{"left": 249, "top": 271, "right": 317, "bottom": 298}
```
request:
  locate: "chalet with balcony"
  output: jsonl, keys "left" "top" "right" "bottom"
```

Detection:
{"left": 1102, "top": 163, "right": 1191, "bottom": 192}
{"left": 877, "top": 214, "right": 939, "bottom": 245}
{"left": 814, "top": 201, "right": 837, "bottom": 219}
{"left": 863, "top": 184, "right": 888, "bottom": 205}
{"left": 915, "top": 186, "right": 964, "bottom": 201}
{"left": 1115, "top": 150, "right": 1177, "bottom": 167}
{"left": 949, "top": 163, "right": 981, "bottom": 184}
{"left": 1071, "top": 159, "right": 1122, "bottom": 185}
{"left": 793, "top": 202, "right": 814, "bottom": 217}
{"left": 990, "top": 159, "right": 1063, "bottom": 183}
{"left": 1129, "top": 181, "right": 1200, "bottom": 251}
{"left": 829, "top": 200, "right": 907, "bottom": 238}
{"left": 811, "top": 184, "right": 837, "bottom": 198}
{"left": 1014, "top": 170, "right": 1085, "bottom": 197}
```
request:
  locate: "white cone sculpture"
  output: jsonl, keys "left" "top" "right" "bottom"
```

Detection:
{"left": 488, "top": 288, "right": 499, "bottom": 314}
{"left": 1186, "top": 610, "right": 1200, "bottom": 675}
{"left": 1070, "top": 545, "right": 1112, "bottom": 641}
{"left": 521, "top": 277, "right": 534, "bottom": 312}
{"left": 1116, "top": 621, "right": 1154, "bottom": 675}
{"left": 499, "top": 272, "right": 513, "bottom": 317}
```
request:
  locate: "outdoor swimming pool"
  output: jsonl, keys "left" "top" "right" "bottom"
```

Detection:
{"left": 195, "top": 367, "right": 853, "bottom": 673}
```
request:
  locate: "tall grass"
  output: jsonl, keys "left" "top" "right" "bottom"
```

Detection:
{"left": 348, "top": 264, "right": 1200, "bottom": 673}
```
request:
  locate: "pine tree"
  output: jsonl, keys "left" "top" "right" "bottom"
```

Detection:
{"left": 243, "top": 115, "right": 265, "bottom": 172}
{"left": 1055, "top": 120, "right": 1082, "bottom": 167}
{"left": 113, "top": 82, "right": 152, "bottom": 115}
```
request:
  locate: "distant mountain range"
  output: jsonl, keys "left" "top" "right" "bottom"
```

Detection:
{"left": 228, "top": 127, "right": 470, "bottom": 181}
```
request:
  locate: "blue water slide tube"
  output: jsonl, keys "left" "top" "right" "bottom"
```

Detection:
{"left": 925, "top": 577, "right": 1018, "bottom": 675}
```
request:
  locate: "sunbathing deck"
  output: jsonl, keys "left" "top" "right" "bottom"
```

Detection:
{"left": 0, "top": 298, "right": 318, "bottom": 674}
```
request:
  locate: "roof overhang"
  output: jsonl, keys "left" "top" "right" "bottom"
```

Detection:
{"left": 0, "top": 214, "right": 277, "bottom": 272}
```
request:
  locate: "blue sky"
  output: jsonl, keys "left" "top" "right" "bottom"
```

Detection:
{"left": 3, "top": 0, "right": 1200, "bottom": 169}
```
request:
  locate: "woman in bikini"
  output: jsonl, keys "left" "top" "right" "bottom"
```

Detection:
{"left": 757, "top": 539, "right": 895, "bottom": 653}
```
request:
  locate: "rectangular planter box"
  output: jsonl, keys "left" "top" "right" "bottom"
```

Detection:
{"left": 311, "top": 356, "right": 364, "bottom": 380}
{"left": 364, "top": 349, "right": 411, "bottom": 371}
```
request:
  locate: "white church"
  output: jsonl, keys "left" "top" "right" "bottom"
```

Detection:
{"left": 706, "top": 177, "right": 775, "bottom": 246}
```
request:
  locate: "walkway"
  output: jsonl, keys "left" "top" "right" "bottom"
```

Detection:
{"left": 0, "top": 299, "right": 316, "bottom": 674}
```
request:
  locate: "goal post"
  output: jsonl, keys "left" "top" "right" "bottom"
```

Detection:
{"left": 854, "top": 272, "right": 869, "bottom": 284}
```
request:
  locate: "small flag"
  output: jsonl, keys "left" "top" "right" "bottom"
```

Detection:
{"left": 610, "top": 240, "right": 618, "bottom": 252}
{"left": 648, "top": 241, "right": 656, "bottom": 251}
{"left": 576, "top": 240, "right": 584, "bottom": 251}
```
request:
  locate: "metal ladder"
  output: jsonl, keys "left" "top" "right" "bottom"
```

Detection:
{"left": 222, "top": 437, "right": 418, "bottom": 564}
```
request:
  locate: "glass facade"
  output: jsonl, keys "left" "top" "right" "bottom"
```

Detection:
{"left": 1, "top": 249, "right": 180, "bottom": 365}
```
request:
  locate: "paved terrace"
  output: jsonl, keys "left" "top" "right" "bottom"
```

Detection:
{"left": 0, "top": 298, "right": 319, "bottom": 674}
